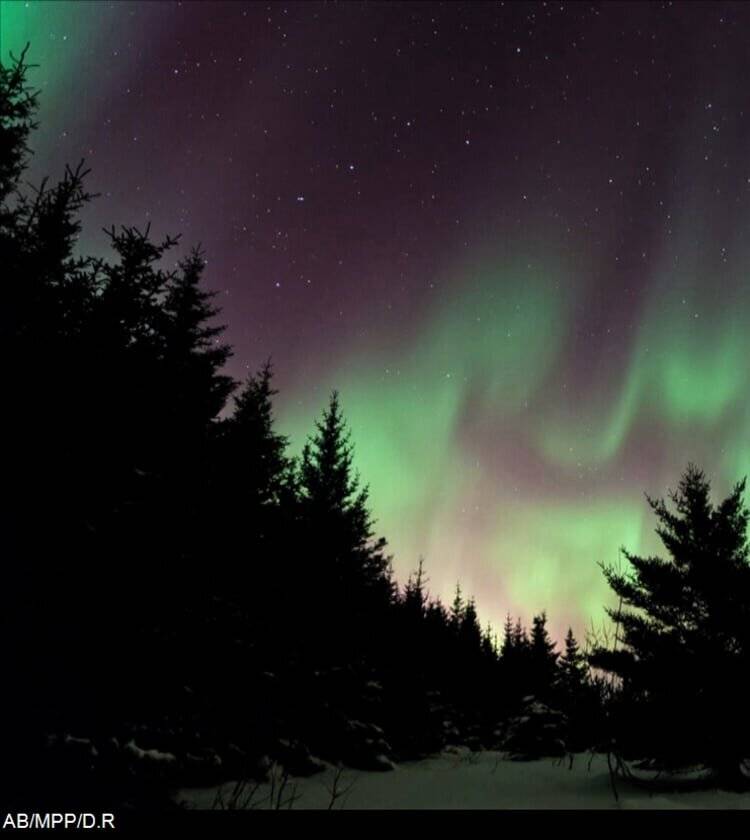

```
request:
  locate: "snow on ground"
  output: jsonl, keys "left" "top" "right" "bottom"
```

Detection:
{"left": 177, "top": 749, "right": 750, "bottom": 810}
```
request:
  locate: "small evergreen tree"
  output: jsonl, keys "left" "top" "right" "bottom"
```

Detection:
{"left": 460, "top": 596, "right": 482, "bottom": 651}
{"left": 501, "top": 613, "right": 515, "bottom": 660}
{"left": 449, "top": 583, "right": 465, "bottom": 632}
{"left": 512, "top": 617, "right": 529, "bottom": 653}
{"left": 558, "top": 628, "right": 587, "bottom": 697}
{"left": 557, "top": 627, "right": 595, "bottom": 751}
{"left": 481, "top": 622, "right": 496, "bottom": 661}
{"left": 529, "top": 612, "right": 558, "bottom": 701}
{"left": 403, "top": 557, "right": 428, "bottom": 621}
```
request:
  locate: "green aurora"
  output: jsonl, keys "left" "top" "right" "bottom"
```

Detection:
{"left": 6, "top": 0, "right": 750, "bottom": 645}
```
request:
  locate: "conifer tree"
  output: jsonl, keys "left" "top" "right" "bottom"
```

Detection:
{"left": 299, "top": 392, "right": 392, "bottom": 656}
{"left": 460, "top": 596, "right": 482, "bottom": 650}
{"left": 1, "top": 51, "right": 101, "bottom": 689}
{"left": 92, "top": 224, "right": 181, "bottom": 494}
{"left": 162, "top": 246, "right": 234, "bottom": 432}
{"left": 208, "top": 360, "right": 292, "bottom": 624}
{"left": 481, "top": 622, "right": 496, "bottom": 660}
{"left": 425, "top": 597, "right": 448, "bottom": 630}
{"left": 221, "top": 360, "right": 290, "bottom": 509}
{"left": 558, "top": 628, "right": 587, "bottom": 696}
{"left": 557, "top": 627, "right": 596, "bottom": 751}
{"left": 0, "top": 45, "right": 37, "bottom": 212}
{"left": 403, "top": 557, "right": 428, "bottom": 621}
{"left": 501, "top": 613, "right": 515, "bottom": 660}
{"left": 529, "top": 612, "right": 558, "bottom": 702}
{"left": 512, "top": 617, "right": 529, "bottom": 652}
{"left": 530, "top": 612, "right": 556, "bottom": 659}
{"left": 449, "top": 583, "right": 465, "bottom": 632}
{"left": 590, "top": 465, "right": 750, "bottom": 788}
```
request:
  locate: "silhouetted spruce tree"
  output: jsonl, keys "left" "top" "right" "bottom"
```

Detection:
{"left": 88, "top": 225, "right": 194, "bottom": 648}
{"left": 89, "top": 231, "right": 231, "bottom": 567}
{"left": 456, "top": 594, "right": 482, "bottom": 690}
{"left": 558, "top": 628, "right": 587, "bottom": 698}
{"left": 215, "top": 363, "right": 289, "bottom": 536}
{"left": 403, "top": 557, "right": 428, "bottom": 622}
{"left": 1, "top": 49, "right": 107, "bottom": 758}
{"left": 225, "top": 362, "right": 289, "bottom": 502}
{"left": 209, "top": 360, "right": 294, "bottom": 651}
{"left": 0, "top": 46, "right": 36, "bottom": 209}
{"left": 163, "top": 247, "right": 234, "bottom": 432}
{"left": 529, "top": 612, "right": 558, "bottom": 702}
{"left": 557, "top": 628, "right": 593, "bottom": 751}
{"left": 154, "top": 247, "right": 235, "bottom": 582}
{"left": 501, "top": 613, "right": 515, "bottom": 660}
{"left": 381, "top": 559, "right": 433, "bottom": 758}
{"left": 423, "top": 596, "right": 450, "bottom": 679}
{"left": 186, "top": 358, "right": 293, "bottom": 759}
{"left": 481, "top": 623, "right": 496, "bottom": 662}
{"left": 512, "top": 617, "right": 529, "bottom": 651}
{"left": 298, "top": 392, "right": 393, "bottom": 661}
{"left": 590, "top": 465, "right": 750, "bottom": 788}
{"left": 1, "top": 43, "right": 50, "bottom": 755}
{"left": 499, "top": 615, "right": 565, "bottom": 758}
{"left": 460, "top": 597, "right": 482, "bottom": 650}
{"left": 449, "top": 583, "right": 465, "bottom": 632}
{"left": 499, "top": 616, "right": 528, "bottom": 711}
{"left": 74, "top": 237, "right": 236, "bottom": 745}
{"left": 91, "top": 225, "right": 179, "bottom": 508}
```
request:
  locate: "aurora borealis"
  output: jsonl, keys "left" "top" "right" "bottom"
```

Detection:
{"left": 4, "top": 0, "right": 750, "bottom": 643}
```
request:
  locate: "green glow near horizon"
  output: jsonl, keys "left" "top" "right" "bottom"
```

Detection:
{"left": 277, "top": 226, "right": 750, "bottom": 640}
{"left": 487, "top": 497, "right": 648, "bottom": 635}
{"left": 277, "top": 249, "right": 590, "bottom": 636}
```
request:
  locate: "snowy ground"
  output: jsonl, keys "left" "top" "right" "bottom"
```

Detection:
{"left": 177, "top": 749, "right": 750, "bottom": 810}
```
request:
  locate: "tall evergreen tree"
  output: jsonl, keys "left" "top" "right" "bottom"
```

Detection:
{"left": 298, "top": 392, "right": 392, "bottom": 658}
{"left": 162, "top": 246, "right": 234, "bottom": 434}
{"left": 220, "top": 361, "right": 289, "bottom": 508}
{"left": 0, "top": 46, "right": 36, "bottom": 197}
{"left": 590, "top": 465, "right": 750, "bottom": 788}
{"left": 211, "top": 361, "right": 292, "bottom": 616}
{"left": 1, "top": 51, "right": 107, "bottom": 749}
{"left": 92, "top": 224, "right": 180, "bottom": 494}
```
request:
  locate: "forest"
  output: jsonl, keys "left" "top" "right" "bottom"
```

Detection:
{"left": 3, "top": 48, "right": 750, "bottom": 811}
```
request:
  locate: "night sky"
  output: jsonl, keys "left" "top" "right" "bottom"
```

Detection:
{"left": 4, "top": 0, "right": 750, "bottom": 642}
